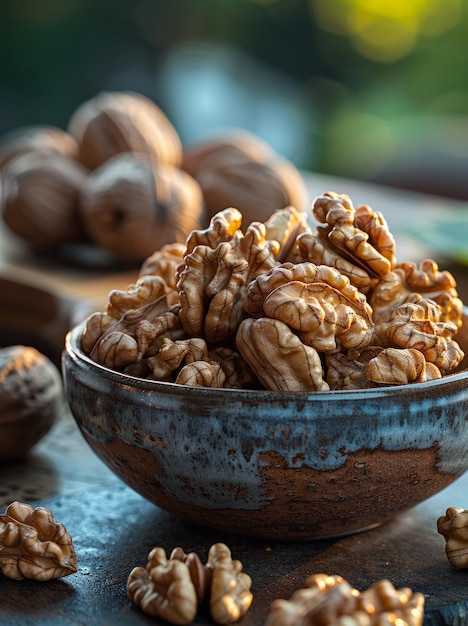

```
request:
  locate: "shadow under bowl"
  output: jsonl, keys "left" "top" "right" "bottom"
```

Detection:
{"left": 62, "top": 321, "right": 468, "bottom": 540}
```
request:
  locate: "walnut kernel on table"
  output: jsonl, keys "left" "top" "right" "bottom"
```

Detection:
{"left": 82, "top": 192, "right": 465, "bottom": 391}
{"left": 0, "top": 501, "right": 77, "bottom": 581}
{"left": 127, "top": 542, "right": 253, "bottom": 625}
{"left": 265, "top": 573, "right": 424, "bottom": 626}
{"left": 437, "top": 507, "right": 468, "bottom": 569}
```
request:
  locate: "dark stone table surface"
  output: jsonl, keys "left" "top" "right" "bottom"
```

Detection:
{"left": 0, "top": 408, "right": 468, "bottom": 626}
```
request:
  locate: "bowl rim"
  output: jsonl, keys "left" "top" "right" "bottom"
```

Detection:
{"left": 64, "top": 320, "right": 468, "bottom": 401}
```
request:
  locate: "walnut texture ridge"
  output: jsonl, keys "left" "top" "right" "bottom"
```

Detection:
{"left": 82, "top": 192, "right": 465, "bottom": 391}
{"left": 0, "top": 501, "right": 77, "bottom": 581}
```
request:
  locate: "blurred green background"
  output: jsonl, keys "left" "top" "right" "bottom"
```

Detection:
{"left": 1, "top": 0, "right": 468, "bottom": 199}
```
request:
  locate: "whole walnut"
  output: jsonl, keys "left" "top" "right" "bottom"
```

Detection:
{"left": 0, "top": 125, "right": 79, "bottom": 170}
{"left": 0, "top": 346, "right": 64, "bottom": 461}
{"left": 182, "top": 130, "right": 309, "bottom": 225}
{"left": 79, "top": 153, "right": 205, "bottom": 262}
{"left": 1, "top": 151, "right": 88, "bottom": 250}
{"left": 68, "top": 91, "right": 183, "bottom": 170}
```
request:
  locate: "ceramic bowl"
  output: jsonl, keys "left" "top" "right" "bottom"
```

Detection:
{"left": 62, "top": 316, "right": 468, "bottom": 541}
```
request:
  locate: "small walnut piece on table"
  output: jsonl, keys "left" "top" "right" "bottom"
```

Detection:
{"left": 265, "top": 573, "right": 424, "bottom": 626}
{"left": 127, "top": 542, "right": 252, "bottom": 624}
{"left": 0, "top": 501, "right": 77, "bottom": 581}
{"left": 127, "top": 546, "right": 198, "bottom": 625}
{"left": 437, "top": 507, "right": 468, "bottom": 569}
{"left": 206, "top": 542, "right": 253, "bottom": 625}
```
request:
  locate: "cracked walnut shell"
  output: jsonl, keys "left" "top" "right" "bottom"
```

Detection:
{"left": 0, "top": 501, "right": 77, "bottom": 581}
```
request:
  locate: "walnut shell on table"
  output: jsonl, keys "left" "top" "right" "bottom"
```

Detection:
{"left": 67, "top": 90, "right": 183, "bottom": 170}
{"left": 1, "top": 151, "right": 88, "bottom": 250}
{"left": 79, "top": 152, "right": 206, "bottom": 262}
{"left": 0, "top": 346, "right": 64, "bottom": 461}
{"left": 181, "top": 130, "right": 309, "bottom": 226}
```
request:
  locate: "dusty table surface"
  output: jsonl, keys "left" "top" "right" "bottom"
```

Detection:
{"left": 1, "top": 173, "right": 468, "bottom": 625}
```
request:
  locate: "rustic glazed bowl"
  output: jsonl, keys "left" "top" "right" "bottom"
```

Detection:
{"left": 63, "top": 317, "right": 468, "bottom": 541}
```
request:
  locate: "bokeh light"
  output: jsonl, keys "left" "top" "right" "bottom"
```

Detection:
{"left": 310, "top": 0, "right": 462, "bottom": 62}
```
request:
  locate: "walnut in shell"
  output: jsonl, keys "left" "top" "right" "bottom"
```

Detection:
{"left": 1, "top": 151, "right": 88, "bottom": 249}
{"left": 0, "top": 125, "right": 79, "bottom": 170}
{"left": 0, "top": 345, "right": 64, "bottom": 460}
{"left": 68, "top": 90, "right": 183, "bottom": 170}
{"left": 79, "top": 153, "right": 205, "bottom": 261}
{"left": 182, "top": 130, "right": 309, "bottom": 225}
{"left": 0, "top": 501, "right": 77, "bottom": 581}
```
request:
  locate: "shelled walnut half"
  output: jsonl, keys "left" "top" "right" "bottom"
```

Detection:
{"left": 127, "top": 542, "right": 253, "bottom": 625}
{"left": 265, "top": 573, "right": 424, "bottom": 626}
{"left": 0, "top": 501, "right": 77, "bottom": 581}
{"left": 437, "top": 507, "right": 468, "bottom": 569}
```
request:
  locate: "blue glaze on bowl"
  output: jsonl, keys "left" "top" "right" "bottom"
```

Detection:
{"left": 63, "top": 321, "right": 468, "bottom": 540}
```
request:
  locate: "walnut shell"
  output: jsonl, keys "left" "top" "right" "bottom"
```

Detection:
{"left": 79, "top": 153, "right": 205, "bottom": 262}
{"left": 1, "top": 151, "right": 88, "bottom": 249}
{"left": 0, "top": 346, "right": 64, "bottom": 461}
{"left": 68, "top": 91, "right": 183, "bottom": 170}
{"left": 0, "top": 125, "right": 79, "bottom": 170}
{"left": 181, "top": 130, "right": 309, "bottom": 225}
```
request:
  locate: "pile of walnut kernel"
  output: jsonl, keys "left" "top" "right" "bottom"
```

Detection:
{"left": 82, "top": 191, "right": 465, "bottom": 391}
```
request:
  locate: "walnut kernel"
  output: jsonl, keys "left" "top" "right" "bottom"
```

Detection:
{"left": 0, "top": 501, "right": 77, "bottom": 581}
